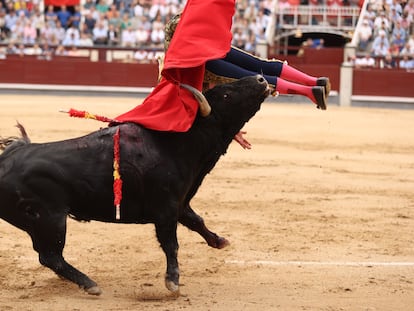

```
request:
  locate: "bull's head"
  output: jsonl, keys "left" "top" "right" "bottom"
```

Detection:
{"left": 204, "top": 75, "right": 271, "bottom": 121}
{"left": 181, "top": 75, "right": 270, "bottom": 118}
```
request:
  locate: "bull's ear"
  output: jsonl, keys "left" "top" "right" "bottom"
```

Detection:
{"left": 180, "top": 84, "right": 211, "bottom": 117}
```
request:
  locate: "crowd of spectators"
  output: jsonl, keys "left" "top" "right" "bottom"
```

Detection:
{"left": 354, "top": 0, "right": 414, "bottom": 70}
{"left": 0, "top": 0, "right": 363, "bottom": 58}
{"left": 0, "top": 0, "right": 412, "bottom": 69}
{"left": 0, "top": 0, "right": 277, "bottom": 61}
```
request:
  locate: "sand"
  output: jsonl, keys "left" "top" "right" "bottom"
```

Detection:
{"left": 0, "top": 94, "right": 413, "bottom": 311}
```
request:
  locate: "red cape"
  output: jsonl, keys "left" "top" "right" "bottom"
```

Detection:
{"left": 114, "top": 0, "right": 235, "bottom": 132}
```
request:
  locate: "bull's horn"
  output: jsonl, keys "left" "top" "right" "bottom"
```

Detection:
{"left": 180, "top": 84, "right": 211, "bottom": 117}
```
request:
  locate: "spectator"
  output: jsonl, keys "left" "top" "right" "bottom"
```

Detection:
{"left": 108, "top": 6, "right": 122, "bottom": 30}
{"left": 119, "top": 0, "right": 134, "bottom": 18}
{"left": 364, "top": 4, "right": 377, "bottom": 26}
{"left": 372, "top": 40, "right": 389, "bottom": 56}
{"left": 15, "top": 43, "right": 25, "bottom": 57}
{"left": 357, "top": 19, "right": 373, "bottom": 50}
{"left": 354, "top": 53, "right": 376, "bottom": 68}
{"left": 399, "top": 54, "right": 414, "bottom": 69}
{"left": 54, "top": 44, "right": 67, "bottom": 56}
{"left": 389, "top": 0, "right": 403, "bottom": 16}
{"left": 400, "top": 11, "right": 413, "bottom": 36}
{"left": 65, "top": 24, "right": 80, "bottom": 42}
{"left": 23, "top": 19, "right": 37, "bottom": 44}
{"left": 53, "top": 20, "right": 66, "bottom": 44}
{"left": 372, "top": 29, "right": 390, "bottom": 51}
{"left": 165, "top": 0, "right": 180, "bottom": 17}
{"left": 390, "top": 32, "right": 405, "bottom": 52}
{"left": 82, "top": 0, "right": 95, "bottom": 14}
{"left": 382, "top": 52, "right": 397, "bottom": 68}
{"left": 78, "top": 32, "right": 94, "bottom": 46}
{"left": 149, "top": 0, "right": 167, "bottom": 21}
{"left": 388, "top": 7, "right": 402, "bottom": 26}
{"left": 6, "top": 42, "right": 18, "bottom": 54}
{"left": 391, "top": 21, "right": 407, "bottom": 42}
{"left": 140, "top": 15, "right": 152, "bottom": 32}
{"left": 389, "top": 42, "right": 401, "bottom": 57}
{"left": 24, "top": 42, "right": 42, "bottom": 55}
{"left": 232, "top": 27, "right": 249, "bottom": 48}
{"left": 40, "top": 42, "right": 54, "bottom": 59}
{"left": 88, "top": 6, "right": 101, "bottom": 23}
{"left": 96, "top": 0, "right": 109, "bottom": 15}
{"left": 0, "top": 47, "right": 6, "bottom": 59}
{"left": 373, "top": 10, "right": 390, "bottom": 35}
{"left": 152, "top": 12, "right": 164, "bottom": 31}
{"left": 84, "top": 11, "right": 97, "bottom": 34}
{"left": 150, "top": 22, "right": 164, "bottom": 47}
{"left": 0, "top": 2, "right": 6, "bottom": 38}
{"left": 92, "top": 20, "right": 108, "bottom": 45}
{"left": 62, "top": 32, "right": 80, "bottom": 46}
{"left": 4, "top": 9, "right": 18, "bottom": 37}
{"left": 79, "top": 22, "right": 92, "bottom": 37}
{"left": 245, "top": 33, "right": 257, "bottom": 53}
{"left": 244, "top": 1, "right": 259, "bottom": 22}
{"left": 120, "top": 12, "right": 132, "bottom": 31}
{"left": 121, "top": 25, "right": 136, "bottom": 46}
{"left": 70, "top": 5, "right": 82, "bottom": 28}
{"left": 39, "top": 22, "right": 55, "bottom": 44}
{"left": 10, "top": 18, "right": 24, "bottom": 42}
{"left": 255, "top": 8, "right": 270, "bottom": 33}
{"left": 404, "top": 0, "right": 414, "bottom": 19}
{"left": 57, "top": 5, "right": 72, "bottom": 29}
{"left": 67, "top": 45, "right": 81, "bottom": 56}
{"left": 407, "top": 34, "right": 414, "bottom": 49}
{"left": 133, "top": 49, "right": 148, "bottom": 62}
{"left": 133, "top": 0, "right": 145, "bottom": 17}
{"left": 135, "top": 24, "right": 149, "bottom": 45}
{"left": 45, "top": 5, "right": 57, "bottom": 28}
{"left": 14, "top": 0, "right": 28, "bottom": 17}
{"left": 107, "top": 24, "right": 120, "bottom": 45}
{"left": 400, "top": 41, "right": 414, "bottom": 55}
{"left": 31, "top": 6, "right": 44, "bottom": 38}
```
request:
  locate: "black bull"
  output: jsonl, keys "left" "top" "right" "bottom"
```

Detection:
{"left": 0, "top": 75, "right": 270, "bottom": 295}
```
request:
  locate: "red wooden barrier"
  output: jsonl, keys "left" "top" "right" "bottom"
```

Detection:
{"left": 0, "top": 58, "right": 159, "bottom": 88}
{"left": 353, "top": 69, "right": 414, "bottom": 97}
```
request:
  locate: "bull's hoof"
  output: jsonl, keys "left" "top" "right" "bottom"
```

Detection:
{"left": 208, "top": 236, "right": 230, "bottom": 249}
{"left": 216, "top": 237, "right": 230, "bottom": 249}
{"left": 165, "top": 279, "right": 180, "bottom": 294}
{"left": 85, "top": 285, "right": 102, "bottom": 296}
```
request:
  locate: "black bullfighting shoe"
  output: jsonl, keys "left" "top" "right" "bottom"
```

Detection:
{"left": 316, "top": 77, "right": 331, "bottom": 98}
{"left": 312, "top": 86, "right": 327, "bottom": 110}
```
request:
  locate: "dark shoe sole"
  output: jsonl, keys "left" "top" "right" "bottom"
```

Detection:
{"left": 312, "top": 86, "right": 327, "bottom": 110}
{"left": 316, "top": 77, "right": 331, "bottom": 98}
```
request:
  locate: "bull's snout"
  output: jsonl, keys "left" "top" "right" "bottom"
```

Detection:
{"left": 255, "top": 74, "right": 271, "bottom": 97}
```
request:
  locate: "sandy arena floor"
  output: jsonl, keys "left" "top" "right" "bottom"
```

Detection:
{"left": 0, "top": 94, "right": 413, "bottom": 311}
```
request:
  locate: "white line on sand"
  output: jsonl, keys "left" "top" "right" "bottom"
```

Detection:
{"left": 225, "top": 260, "right": 414, "bottom": 267}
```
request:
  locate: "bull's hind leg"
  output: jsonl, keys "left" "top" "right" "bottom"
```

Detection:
{"left": 30, "top": 212, "right": 102, "bottom": 295}
{"left": 179, "top": 204, "right": 229, "bottom": 249}
{"left": 155, "top": 220, "right": 180, "bottom": 293}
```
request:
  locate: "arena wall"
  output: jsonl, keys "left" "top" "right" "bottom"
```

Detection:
{"left": 0, "top": 48, "right": 413, "bottom": 99}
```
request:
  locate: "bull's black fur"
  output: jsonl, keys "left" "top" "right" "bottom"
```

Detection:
{"left": 0, "top": 75, "right": 270, "bottom": 295}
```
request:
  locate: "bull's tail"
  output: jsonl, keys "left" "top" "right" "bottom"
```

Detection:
{"left": 0, "top": 122, "right": 31, "bottom": 152}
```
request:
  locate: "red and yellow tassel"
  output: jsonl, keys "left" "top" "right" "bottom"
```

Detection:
{"left": 113, "top": 128, "right": 122, "bottom": 220}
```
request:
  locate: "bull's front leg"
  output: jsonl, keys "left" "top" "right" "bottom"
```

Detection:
{"left": 155, "top": 220, "right": 180, "bottom": 293}
{"left": 179, "top": 204, "right": 229, "bottom": 249}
